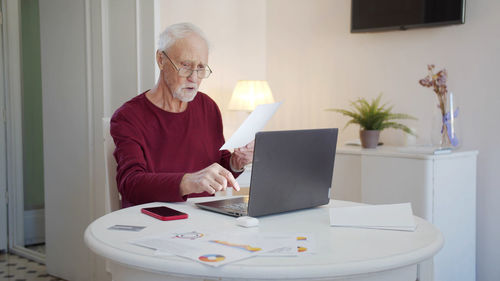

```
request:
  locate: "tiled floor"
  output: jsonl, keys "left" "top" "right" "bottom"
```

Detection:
{"left": 0, "top": 250, "right": 65, "bottom": 281}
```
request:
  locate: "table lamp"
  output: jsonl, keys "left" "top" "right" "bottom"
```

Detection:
{"left": 228, "top": 80, "right": 275, "bottom": 111}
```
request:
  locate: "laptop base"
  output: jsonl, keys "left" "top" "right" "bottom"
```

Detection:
{"left": 195, "top": 196, "right": 248, "bottom": 217}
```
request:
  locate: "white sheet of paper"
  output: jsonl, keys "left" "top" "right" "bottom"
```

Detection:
{"left": 257, "top": 234, "right": 297, "bottom": 257}
{"left": 220, "top": 101, "right": 282, "bottom": 150}
{"left": 259, "top": 233, "right": 317, "bottom": 256}
{"left": 329, "top": 203, "right": 417, "bottom": 231}
{"left": 130, "top": 229, "right": 288, "bottom": 267}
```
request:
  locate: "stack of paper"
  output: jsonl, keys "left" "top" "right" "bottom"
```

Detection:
{"left": 329, "top": 203, "right": 417, "bottom": 231}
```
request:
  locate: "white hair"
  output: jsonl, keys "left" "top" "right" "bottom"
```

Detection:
{"left": 157, "top": 22, "right": 210, "bottom": 52}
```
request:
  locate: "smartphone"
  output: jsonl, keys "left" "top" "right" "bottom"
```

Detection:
{"left": 141, "top": 206, "right": 188, "bottom": 221}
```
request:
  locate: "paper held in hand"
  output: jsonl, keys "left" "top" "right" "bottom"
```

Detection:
{"left": 329, "top": 203, "right": 417, "bottom": 231}
{"left": 220, "top": 102, "right": 282, "bottom": 150}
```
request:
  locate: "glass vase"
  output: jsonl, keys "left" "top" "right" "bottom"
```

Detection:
{"left": 431, "top": 91, "right": 461, "bottom": 149}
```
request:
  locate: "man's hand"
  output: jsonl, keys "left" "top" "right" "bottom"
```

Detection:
{"left": 231, "top": 140, "right": 255, "bottom": 171}
{"left": 180, "top": 163, "right": 240, "bottom": 196}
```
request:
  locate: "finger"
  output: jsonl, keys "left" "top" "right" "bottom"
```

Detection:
{"left": 207, "top": 178, "right": 224, "bottom": 192}
{"left": 234, "top": 149, "right": 251, "bottom": 159}
{"left": 234, "top": 158, "right": 245, "bottom": 170}
{"left": 245, "top": 140, "right": 255, "bottom": 149}
{"left": 200, "top": 178, "right": 216, "bottom": 194}
{"left": 206, "top": 186, "right": 216, "bottom": 194}
{"left": 213, "top": 173, "right": 228, "bottom": 190}
{"left": 209, "top": 163, "right": 223, "bottom": 169}
{"left": 219, "top": 168, "right": 240, "bottom": 191}
{"left": 235, "top": 153, "right": 252, "bottom": 167}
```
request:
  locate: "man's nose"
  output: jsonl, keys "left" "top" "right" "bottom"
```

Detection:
{"left": 186, "top": 70, "right": 199, "bottom": 82}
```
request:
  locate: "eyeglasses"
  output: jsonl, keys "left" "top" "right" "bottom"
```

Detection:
{"left": 162, "top": 51, "right": 212, "bottom": 79}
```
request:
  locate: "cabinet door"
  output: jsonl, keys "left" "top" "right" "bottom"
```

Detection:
{"left": 433, "top": 156, "right": 476, "bottom": 281}
{"left": 361, "top": 156, "right": 434, "bottom": 220}
{"left": 331, "top": 154, "right": 362, "bottom": 202}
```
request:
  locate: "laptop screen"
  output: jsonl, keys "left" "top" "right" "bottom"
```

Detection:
{"left": 247, "top": 128, "right": 338, "bottom": 216}
{"left": 195, "top": 128, "right": 338, "bottom": 217}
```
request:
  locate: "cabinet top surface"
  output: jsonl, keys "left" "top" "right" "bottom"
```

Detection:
{"left": 337, "top": 146, "right": 478, "bottom": 159}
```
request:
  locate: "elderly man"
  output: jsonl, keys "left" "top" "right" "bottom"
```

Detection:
{"left": 111, "top": 23, "right": 253, "bottom": 207}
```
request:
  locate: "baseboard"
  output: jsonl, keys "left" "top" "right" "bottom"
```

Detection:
{"left": 24, "top": 208, "right": 45, "bottom": 245}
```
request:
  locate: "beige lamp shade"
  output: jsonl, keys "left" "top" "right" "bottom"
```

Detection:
{"left": 228, "top": 80, "right": 275, "bottom": 111}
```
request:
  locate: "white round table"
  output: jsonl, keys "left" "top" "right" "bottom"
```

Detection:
{"left": 84, "top": 198, "right": 443, "bottom": 281}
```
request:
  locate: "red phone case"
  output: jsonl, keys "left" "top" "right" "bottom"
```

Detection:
{"left": 141, "top": 207, "right": 188, "bottom": 221}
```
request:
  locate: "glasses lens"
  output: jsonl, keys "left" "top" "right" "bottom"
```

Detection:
{"left": 178, "top": 68, "right": 192, "bottom": 77}
{"left": 197, "top": 69, "right": 207, "bottom": 79}
{"left": 202, "top": 68, "right": 212, "bottom": 79}
{"left": 177, "top": 66, "right": 211, "bottom": 79}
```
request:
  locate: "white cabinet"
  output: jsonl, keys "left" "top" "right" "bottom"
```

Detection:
{"left": 332, "top": 146, "right": 478, "bottom": 281}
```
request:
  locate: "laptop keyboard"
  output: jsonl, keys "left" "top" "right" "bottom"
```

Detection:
{"left": 224, "top": 202, "right": 248, "bottom": 212}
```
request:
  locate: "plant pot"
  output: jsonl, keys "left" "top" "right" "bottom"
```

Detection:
{"left": 360, "top": 130, "right": 380, "bottom": 149}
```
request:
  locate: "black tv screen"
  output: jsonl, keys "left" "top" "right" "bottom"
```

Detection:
{"left": 351, "top": 0, "right": 466, "bottom": 32}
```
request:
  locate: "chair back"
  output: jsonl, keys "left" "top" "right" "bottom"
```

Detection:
{"left": 103, "top": 117, "right": 121, "bottom": 213}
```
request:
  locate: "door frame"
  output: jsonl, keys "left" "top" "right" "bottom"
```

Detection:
{"left": 3, "top": 0, "right": 44, "bottom": 263}
{"left": 0, "top": 0, "right": 8, "bottom": 253}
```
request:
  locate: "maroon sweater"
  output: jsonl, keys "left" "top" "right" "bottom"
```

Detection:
{"left": 110, "top": 92, "right": 238, "bottom": 207}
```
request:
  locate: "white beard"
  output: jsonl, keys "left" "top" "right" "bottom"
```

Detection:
{"left": 173, "top": 84, "right": 198, "bottom": 102}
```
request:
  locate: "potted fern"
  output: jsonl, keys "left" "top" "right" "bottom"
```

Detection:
{"left": 326, "top": 94, "right": 416, "bottom": 148}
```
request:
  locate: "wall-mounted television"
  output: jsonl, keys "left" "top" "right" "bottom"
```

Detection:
{"left": 351, "top": 0, "right": 466, "bottom": 33}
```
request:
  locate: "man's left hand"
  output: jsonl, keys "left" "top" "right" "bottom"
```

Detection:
{"left": 230, "top": 140, "right": 254, "bottom": 171}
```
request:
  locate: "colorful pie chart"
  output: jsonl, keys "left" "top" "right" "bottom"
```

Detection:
{"left": 199, "top": 254, "right": 226, "bottom": 262}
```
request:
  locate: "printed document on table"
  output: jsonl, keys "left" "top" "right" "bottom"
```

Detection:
{"left": 130, "top": 228, "right": 288, "bottom": 267}
{"left": 220, "top": 101, "right": 282, "bottom": 150}
{"left": 329, "top": 203, "right": 417, "bottom": 231}
{"left": 259, "top": 233, "right": 317, "bottom": 256}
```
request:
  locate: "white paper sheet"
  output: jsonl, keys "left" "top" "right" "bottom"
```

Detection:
{"left": 329, "top": 203, "right": 417, "bottom": 231}
{"left": 259, "top": 233, "right": 317, "bottom": 256}
{"left": 220, "top": 102, "right": 282, "bottom": 150}
{"left": 130, "top": 229, "right": 289, "bottom": 267}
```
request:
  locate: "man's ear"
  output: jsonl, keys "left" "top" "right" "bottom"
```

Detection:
{"left": 156, "top": 50, "right": 164, "bottom": 70}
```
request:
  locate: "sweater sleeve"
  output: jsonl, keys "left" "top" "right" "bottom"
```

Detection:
{"left": 111, "top": 113, "right": 189, "bottom": 206}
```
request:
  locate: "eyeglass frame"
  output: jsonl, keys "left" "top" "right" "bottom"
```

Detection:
{"left": 161, "top": 51, "right": 212, "bottom": 79}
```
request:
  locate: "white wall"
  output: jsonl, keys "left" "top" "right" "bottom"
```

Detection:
{"left": 266, "top": 0, "right": 499, "bottom": 280}
{"left": 154, "top": 0, "right": 267, "bottom": 138}
{"left": 103, "top": 0, "right": 155, "bottom": 116}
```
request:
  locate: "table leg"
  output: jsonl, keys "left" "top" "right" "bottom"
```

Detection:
{"left": 417, "top": 258, "right": 434, "bottom": 281}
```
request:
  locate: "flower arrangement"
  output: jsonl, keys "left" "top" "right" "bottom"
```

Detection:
{"left": 419, "top": 64, "right": 448, "bottom": 119}
{"left": 419, "top": 64, "right": 459, "bottom": 147}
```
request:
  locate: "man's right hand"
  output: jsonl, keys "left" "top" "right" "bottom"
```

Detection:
{"left": 179, "top": 163, "right": 240, "bottom": 196}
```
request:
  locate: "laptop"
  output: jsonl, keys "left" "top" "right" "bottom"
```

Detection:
{"left": 195, "top": 128, "right": 338, "bottom": 217}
